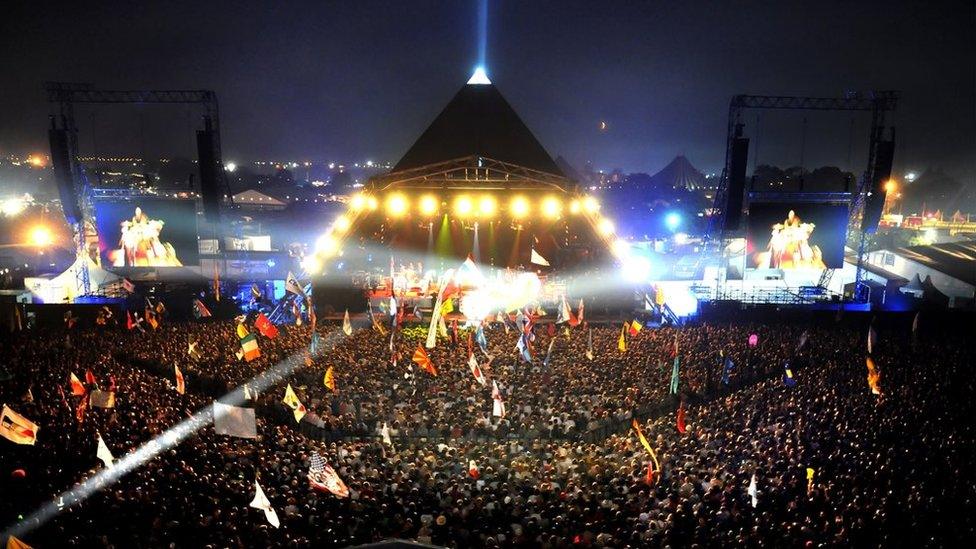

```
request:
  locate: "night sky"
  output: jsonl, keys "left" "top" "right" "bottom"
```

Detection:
{"left": 1, "top": 0, "right": 973, "bottom": 179}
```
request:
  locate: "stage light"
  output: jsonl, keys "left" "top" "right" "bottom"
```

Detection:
{"left": 454, "top": 196, "right": 473, "bottom": 217}
{"left": 583, "top": 195, "right": 600, "bottom": 214}
{"left": 884, "top": 180, "right": 897, "bottom": 194}
{"left": 468, "top": 66, "right": 491, "bottom": 85}
{"left": 333, "top": 215, "right": 351, "bottom": 233}
{"left": 316, "top": 234, "right": 340, "bottom": 257}
{"left": 29, "top": 226, "right": 53, "bottom": 247}
{"left": 569, "top": 199, "right": 582, "bottom": 214}
{"left": 478, "top": 195, "right": 497, "bottom": 216}
{"left": 224, "top": 162, "right": 237, "bottom": 173}
{"left": 510, "top": 196, "right": 529, "bottom": 218}
{"left": 366, "top": 196, "right": 378, "bottom": 210}
{"left": 611, "top": 238, "right": 631, "bottom": 258}
{"left": 905, "top": 172, "right": 917, "bottom": 182}
{"left": 665, "top": 212, "right": 682, "bottom": 231}
{"left": 597, "top": 217, "right": 614, "bottom": 236}
{"left": 419, "top": 195, "right": 439, "bottom": 216}
{"left": 27, "top": 155, "right": 44, "bottom": 168}
{"left": 349, "top": 193, "right": 367, "bottom": 211}
{"left": 667, "top": 288, "right": 699, "bottom": 317}
{"left": 1, "top": 198, "right": 27, "bottom": 217}
{"left": 621, "top": 255, "right": 652, "bottom": 282}
{"left": 673, "top": 232, "right": 689, "bottom": 245}
{"left": 385, "top": 193, "right": 408, "bottom": 217}
{"left": 541, "top": 196, "right": 562, "bottom": 219}
{"left": 301, "top": 254, "right": 323, "bottom": 274}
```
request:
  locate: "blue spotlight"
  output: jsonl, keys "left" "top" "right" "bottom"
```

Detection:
{"left": 665, "top": 212, "right": 682, "bottom": 232}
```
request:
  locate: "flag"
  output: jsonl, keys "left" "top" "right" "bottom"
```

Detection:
{"left": 866, "top": 356, "right": 882, "bottom": 395}
{"left": 783, "top": 362, "right": 797, "bottom": 387}
{"left": 285, "top": 271, "right": 304, "bottom": 297}
{"left": 240, "top": 333, "right": 261, "bottom": 361}
{"left": 468, "top": 351, "right": 486, "bottom": 385}
{"left": 155, "top": 301, "right": 166, "bottom": 316}
{"left": 324, "top": 366, "right": 337, "bottom": 391}
{"left": 69, "top": 372, "right": 87, "bottom": 396}
{"left": 342, "top": 309, "right": 352, "bottom": 336}
{"left": 249, "top": 480, "right": 280, "bottom": 528}
{"left": 75, "top": 397, "right": 88, "bottom": 423}
{"left": 491, "top": 380, "right": 506, "bottom": 418}
{"left": 438, "top": 316, "right": 449, "bottom": 338}
{"left": 796, "top": 330, "right": 809, "bottom": 353}
{"left": 243, "top": 384, "right": 253, "bottom": 401}
{"left": 645, "top": 460, "right": 656, "bottom": 486}
{"left": 174, "top": 365, "right": 185, "bottom": 395}
{"left": 122, "top": 278, "right": 135, "bottom": 293}
{"left": 0, "top": 405, "right": 38, "bottom": 445}
{"left": 85, "top": 369, "right": 97, "bottom": 386}
{"left": 89, "top": 390, "right": 116, "bottom": 409}
{"left": 569, "top": 298, "right": 584, "bottom": 327}
{"left": 867, "top": 324, "right": 877, "bottom": 354}
{"left": 912, "top": 311, "right": 920, "bottom": 348}
{"left": 412, "top": 345, "right": 437, "bottom": 376}
{"left": 192, "top": 298, "right": 212, "bottom": 318}
{"left": 96, "top": 433, "right": 114, "bottom": 468}
{"left": 475, "top": 325, "right": 489, "bottom": 355}
{"left": 144, "top": 307, "right": 159, "bottom": 330}
{"left": 618, "top": 323, "right": 627, "bottom": 353}
{"left": 629, "top": 319, "right": 643, "bottom": 337}
{"left": 585, "top": 328, "right": 594, "bottom": 360}
{"left": 676, "top": 402, "right": 687, "bottom": 434}
{"left": 468, "top": 459, "right": 480, "bottom": 479}
{"left": 748, "top": 474, "right": 758, "bottom": 508}
{"left": 6, "top": 536, "right": 32, "bottom": 549}
{"left": 188, "top": 338, "right": 202, "bottom": 360}
{"left": 670, "top": 357, "right": 680, "bottom": 394}
{"left": 381, "top": 422, "right": 392, "bottom": 446}
{"left": 254, "top": 313, "right": 279, "bottom": 339}
{"left": 213, "top": 401, "right": 257, "bottom": 439}
{"left": 806, "top": 467, "right": 815, "bottom": 494}
{"left": 556, "top": 296, "right": 571, "bottom": 324}
{"left": 721, "top": 356, "right": 734, "bottom": 386}
{"left": 440, "top": 298, "right": 454, "bottom": 316}
{"left": 631, "top": 419, "right": 660, "bottom": 472}
{"left": 308, "top": 452, "right": 349, "bottom": 498}
{"left": 282, "top": 384, "right": 307, "bottom": 422}
{"left": 530, "top": 248, "right": 550, "bottom": 266}
{"left": 251, "top": 284, "right": 262, "bottom": 300}
{"left": 543, "top": 337, "right": 557, "bottom": 367}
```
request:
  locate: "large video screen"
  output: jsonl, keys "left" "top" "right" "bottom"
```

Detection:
{"left": 95, "top": 199, "right": 199, "bottom": 267}
{"left": 746, "top": 202, "right": 848, "bottom": 269}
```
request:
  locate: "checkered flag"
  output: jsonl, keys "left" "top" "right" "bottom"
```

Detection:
{"left": 309, "top": 451, "right": 326, "bottom": 474}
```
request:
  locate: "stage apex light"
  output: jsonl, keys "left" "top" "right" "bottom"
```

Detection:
{"left": 467, "top": 66, "right": 491, "bottom": 85}
{"left": 510, "top": 196, "right": 530, "bottom": 218}
{"left": 419, "top": 195, "right": 439, "bottom": 216}
{"left": 569, "top": 199, "right": 582, "bottom": 215}
{"left": 385, "top": 193, "right": 408, "bottom": 217}
{"left": 349, "top": 193, "right": 367, "bottom": 211}
{"left": 597, "top": 217, "right": 615, "bottom": 236}
{"left": 333, "top": 215, "right": 351, "bottom": 233}
{"left": 478, "top": 195, "right": 497, "bottom": 216}
{"left": 454, "top": 196, "right": 474, "bottom": 217}
{"left": 542, "top": 196, "right": 562, "bottom": 219}
{"left": 583, "top": 195, "right": 600, "bottom": 214}
{"left": 29, "top": 225, "right": 53, "bottom": 247}
{"left": 665, "top": 212, "right": 682, "bottom": 232}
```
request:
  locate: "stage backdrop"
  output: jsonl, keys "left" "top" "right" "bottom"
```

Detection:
{"left": 95, "top": 199, "right": 199, "bottom": 267}
{"left": 746, "top": 202, "right": 848, "bottom": 269}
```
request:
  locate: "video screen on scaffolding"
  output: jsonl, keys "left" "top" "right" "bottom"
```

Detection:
{"left": 746, "top": 201, "right": 848, "bottom": 269}
{"left": 94, "top": 199, "right": 199, "bottom": 267}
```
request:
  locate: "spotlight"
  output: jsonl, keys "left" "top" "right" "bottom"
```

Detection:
{"left": 665, "top": 212, "right": 682, "bottom": 232}
{"left": 611, "top": 238, "right": 630, "bottom": 258}
{"left": 478, "top": 195, "right": 497, "bottom": 217}
{"left": 333, "top": 215, "right": 351, "bottom": 233}
{"left": 316, "top": 234, "right": 339, "bottom": 256}
{"left": 419, "top": 195, "right": 439, "bottom": 216}
{"left": 569, "top": 199, "right": 582, "bottom": 215}
{"left": 597, "top": 217, "right": 614, "bottom": 236}
{"left": 1, "top": 198, "right": 27, "bottom": 217}
{"left": 349, "top": 193, "right": 367, "bottom": 211}
{"left": 385, "top": 193, "right": 408, "bottom": 217}
{"left": 510, "top": 196, "right": 529, "bottom": 218}
{"left": 29, "top": 225, "right": 53, "bottom": 247}
{"left": 301, "top": 254, "right": 323, "bottom": 274}
{"left": 366, "top": 196, "right": 378, "bottom": 211}
{"left": 454, "top": 196, "right": 473, "bottom": 217}
{"left": 583, "top": 196, "right": 600, "bottom": 214}
{"left": 620, "top": 255, "right": 652, "bottom": 282}
{"left": 541, "top": 196, "right": 562, "bottom": 219}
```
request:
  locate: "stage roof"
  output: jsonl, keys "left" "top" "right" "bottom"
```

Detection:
{"left": 390, "top": 82, "right": 563, "bottom": 177}
{"left": 894, "top": 240, "right": 976, "bottom": 287}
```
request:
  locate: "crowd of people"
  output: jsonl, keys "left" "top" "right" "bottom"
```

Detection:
{"left": 1, "top": 305, "right": 973, "bottom": 547}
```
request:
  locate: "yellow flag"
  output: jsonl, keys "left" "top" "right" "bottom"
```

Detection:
{"left": 236, "top": 323, "right": 249, "bottom": 339}
{"left": 282, "top": 384, "right": 306, "bottom": 423}
{"left": 618, "top": 323, "right": 627, "bottom": 353}
{"left": 440, "top": 298, "right": 454, "bottom": 316}
{"left": 865, "top": 357, "right": 882, "bottom": 395}
{"left": 324, "top": 366, "right": 336, "bottom": 392}
{"left": 7, "top": 536, "right": 33, "bottom": 549}
{"left": 631, "top": 419, "right": 659, "bottom": 469}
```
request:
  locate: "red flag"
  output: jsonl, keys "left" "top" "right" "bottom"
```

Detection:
{"left": 126, "top": 311, "right": 135, "bottom": 330}
{"left": 75, "top": 397, "right": 88, "bottom": 423}
{"left": 69, "top": 373, "right": 86, "bottom": 396}
{"left": 547, "top": 323, "right": 556, "bottom": 337}
{"left": 174, "top": 365, "right": 185, "bottom": 395}
{"left": 676, "top": 402, "right": 687, "bottom": 434}
{"left": 645, "top": 461, "right": 655, "bottom": 486}
{"left": 108, "top": 375, "right": 117, "bottom": 392}
{"left": 468, "top": 459, "right": 480, "bottom": 479}
{"left": 254, "top": 313, "right": 279, "bottom": 339}
{"left": 412, "top": 345, "right": 437, "bottom": 376}
{"left": 85, "top": 369, "right": 97, "bottom": 386}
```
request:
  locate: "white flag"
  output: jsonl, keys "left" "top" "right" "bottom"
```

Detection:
{"left": 213, "top": 401, "right": 257, "bottom": 439}
{"left": 96, "top": 433, "right": 115, "bottom": 468}
{"left": 530, "top": 248, "right": 550, "bottom": 267}
{"left": 285, "top": 271, "right": 304, "bottom": 297}
{"left": 381, "top": 422, "right": 392, "bottom": 445}
{"left": 343, "top": 309, "right": 353, "bottom": 336}
{"left": 747, "top": 473, "right": 759, "bottom": 508}
{"left": 249, "top": 480, "right": 280, "bottom": 528}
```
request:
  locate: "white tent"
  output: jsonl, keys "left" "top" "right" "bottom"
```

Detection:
{"left": 24, "top": 254, "right": 121, "bottom": 303}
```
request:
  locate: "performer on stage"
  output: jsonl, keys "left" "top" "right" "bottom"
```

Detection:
{"left": 754, "top": 209, "right": 826, "bottom": 270}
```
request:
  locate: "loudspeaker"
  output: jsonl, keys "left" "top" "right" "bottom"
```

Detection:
{"left": 723, "top": 136, "right": 749, "bottom": 231}
{"left": 862, "top": 139, "right": 895, "bottom": 233}
{"left": 48, "top": 128, "right": 82, "bottom": 223}
{"left": 196, "top": 128, "right": 220, "bottom": 223}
